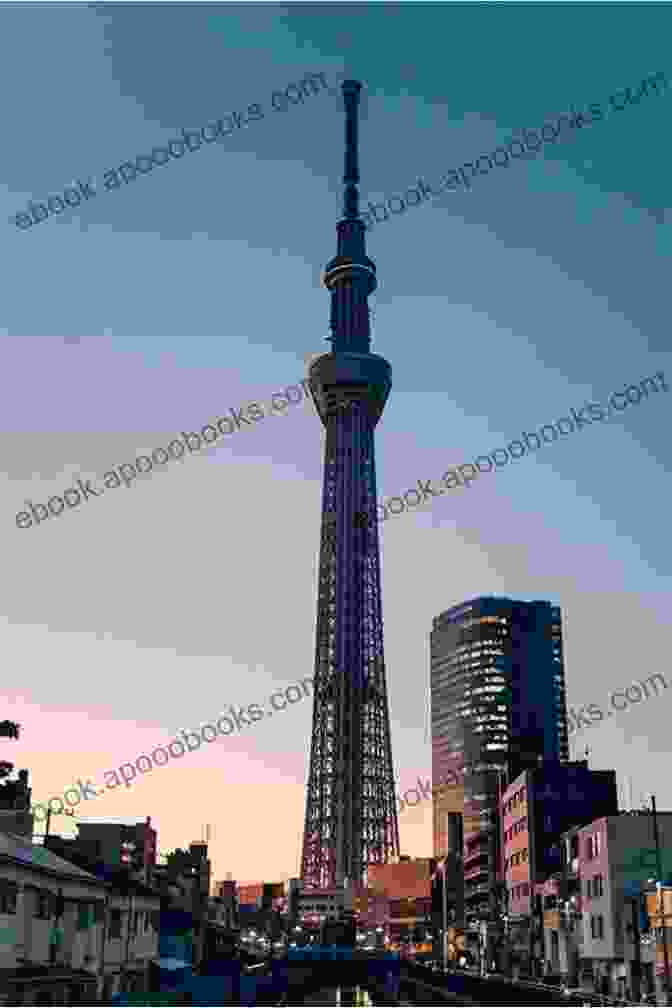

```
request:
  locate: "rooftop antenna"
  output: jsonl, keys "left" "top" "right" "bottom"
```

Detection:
{"left": 342, "top": 79, "right": 360, "bottom": 220}
{"left": 321, "top": 80, "right": 377, "bottom": 356}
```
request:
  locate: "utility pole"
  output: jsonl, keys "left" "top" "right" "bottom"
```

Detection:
{"left": 98, "top": 889, "right": 110, "bottom": 1002}
{"left": 630, "top": 895, "right": 642, "bottom": 1003}
{"left": 39, "top": 805, "right": 73, "bottom": 844}
{"left": 441, "top": 859, "right": 448, "bottom": 972}
{"left": 652, "top": 796, "right": 671, "bottom": 1003}
{"left": 494, "top": 766, "right": 504, "bottom": 973}
{"left": 432, "top": 854, "right": 449, "bottom": 972}
{"left": 49, "top": 888, "right": 65, "bottom": 966}
{"left": 123, "top": 889, "right": 133, "bottom": 995}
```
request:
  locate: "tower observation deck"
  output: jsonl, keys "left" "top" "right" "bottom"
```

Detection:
{"left": 300, "top": 81, "right": 400, "bottom": 889}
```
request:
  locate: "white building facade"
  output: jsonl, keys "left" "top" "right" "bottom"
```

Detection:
{"left": 0, "top": 831, "right": 159, "bottom": 1005}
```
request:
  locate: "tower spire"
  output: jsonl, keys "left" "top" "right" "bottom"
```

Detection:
{"left": 322, "top": 80, "right": 377, "bottom": 355}
{"left": 342, "top": 80, "right": 361, "bottom": 220}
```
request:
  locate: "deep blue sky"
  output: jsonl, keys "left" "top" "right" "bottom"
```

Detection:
{"left": 1, "top": 2, "right": 670, "bottom": 880}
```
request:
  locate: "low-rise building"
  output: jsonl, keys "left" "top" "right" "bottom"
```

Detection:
{"left": 296, "top": 885, "right": 353, "bottom": 927}
{"left": 550, "top": 810, "right": 672, "bottom": 1000}
{"left": 153, "top": 843, "right": 211, "bottom": 970}
{"left": 500, "top": 761, "right": 617, "bottom": 979}
{"left": 430, "top": 850, "right": 464, "bottom": 965}
{"left": 645, "top": 884, "right": 672, "bottom": 1001}
{"left": 365, "top": 858, "right": 433, "bottom": 953}
{"left": 237, "top": 881, "right": 264, "bottom": 910}
{"left": 98, "top": 874, "right": 161, "bottom": 1002}
{"left": 0, "top": 830, "right": 160, "bottom": 1004}
{"left": 74, "top": 817, "right": 157, "bottom": 882}
{"left": 285, "top": 877, "right": 301, "bottom": 923}
{"left": 234, "top": 880, "right": 286, "bottom": 939}
{"left": 0, "top": 830, "right": 104, "bottom": 1005}
{"left": 210, "top": 879, "right": 238, "bottom": 930}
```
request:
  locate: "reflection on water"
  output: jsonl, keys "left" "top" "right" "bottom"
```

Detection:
{"left": 336, "top": 986, "right": 373, "bottom": 1005}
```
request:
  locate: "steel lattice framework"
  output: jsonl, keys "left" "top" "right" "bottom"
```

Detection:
{"left": 300, "top": 81, "right": 400, "bottom": 890}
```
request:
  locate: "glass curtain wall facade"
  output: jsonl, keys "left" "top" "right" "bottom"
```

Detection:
{"left": 430, "top": 597, "right": 569, "bottom": 925}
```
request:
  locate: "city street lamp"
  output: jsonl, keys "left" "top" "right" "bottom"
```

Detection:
{"left": 561, "top": 898, "right": 580, "bottom": 989}
{"left": 40, "top": 804, "right": 75, "bottom": 839}
{"left": 441, "top": 862, "right": 448, "bottom": 972}
{"left": 479, "top": 919, "right": 488, "bottom": 978}
{"left": 650, "top": 795, "right": 671, "bottom": 1004}
{"left": 500, "top": 912, "right": 510, "bottom": 977}
{"left": 432, "top": 857, "right": 450, "bottom": 972}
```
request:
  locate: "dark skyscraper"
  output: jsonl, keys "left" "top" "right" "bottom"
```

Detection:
{"left": 430, "top": 596, "right": 568, "bottom": 923}
{"left": 300, "top": 81, "right": 399, "bottom": 890}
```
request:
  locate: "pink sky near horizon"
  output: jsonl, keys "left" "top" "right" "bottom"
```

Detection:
{"left": 5, "top": 694, "right": 435, "bottom": 884}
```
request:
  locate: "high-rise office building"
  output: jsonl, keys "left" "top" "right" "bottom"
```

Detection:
{"left": 430, "top": 597, "right": 569, "bottom": 924}
{"left": 300, "top": 81, "right": 399, "bottom": 890}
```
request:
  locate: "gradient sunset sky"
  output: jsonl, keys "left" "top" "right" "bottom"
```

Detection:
{"left": 1, "top": 1, "right": 671, "bottom": 885}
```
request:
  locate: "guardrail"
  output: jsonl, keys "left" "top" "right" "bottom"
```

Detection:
{"left": 403, "top": 962, "right": 634, "bottom": 1006}
{"left": 493, "top": 974, "right": 632, "bottom": 1005}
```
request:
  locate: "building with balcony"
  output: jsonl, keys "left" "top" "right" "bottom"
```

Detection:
{"left": 100, "top": 877, "right": 161, "bottom": 1001}
{"left": 0, "top": 830, "right": 159, "bottom": 1005}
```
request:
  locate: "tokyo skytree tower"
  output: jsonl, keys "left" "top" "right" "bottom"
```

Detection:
{"left": 300, "top": 81, "right": 399, "bottom": 889}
